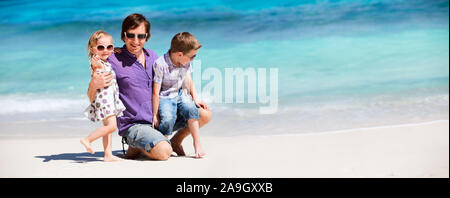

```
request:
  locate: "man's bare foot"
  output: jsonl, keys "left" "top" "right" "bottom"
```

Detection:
{"left": 173, "top": 144, "right": 186, "bottom": 156}
{"left": 124, "top": 146, "right": 141, "bottom": 159}
{"left": 104, "top": 155, "right": 124, "bottom": 162}
{"left": 80, "top": 138, "right": 94, "bottom": 154}
{"left": 171, "top": 141, "right": 186, "bottom": 156}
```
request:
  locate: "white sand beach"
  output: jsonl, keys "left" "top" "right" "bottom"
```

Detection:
{"left": 0, "top": 120, "right": 448, "bottom": 178}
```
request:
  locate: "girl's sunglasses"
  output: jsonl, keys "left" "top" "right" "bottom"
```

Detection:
{"left": 124, "top": 32, "right": 147, "bottom": 40}
{"left": 96, "top": 45, "right": 114, "bottom": 51}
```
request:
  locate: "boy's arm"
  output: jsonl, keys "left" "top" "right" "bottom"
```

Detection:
{"left": 152, "top": 82, "right": 161, "bottom": 128}
{"left": 186, "top": 74, "right": 198, "bottom": 102}
{"left": 152, "top": 61, "right": 164, "bottom": 128}
{"left": 186, "top": 73, "right": 209, "bottom": 110}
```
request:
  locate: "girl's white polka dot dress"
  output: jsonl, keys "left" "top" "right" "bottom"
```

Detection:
{"left": 84, "top": 60, "right": 126, "bottom": 122}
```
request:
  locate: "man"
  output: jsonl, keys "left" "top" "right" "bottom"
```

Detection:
{"left": 88, "top": 13, "right": 212, "bottom": 160}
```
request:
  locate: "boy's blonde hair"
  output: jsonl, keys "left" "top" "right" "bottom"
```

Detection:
{"left": 169, "top": 32, "right": 202, "bottom": 54}
{"left": 87, "top": 30, "right": 113, "bottom": 58}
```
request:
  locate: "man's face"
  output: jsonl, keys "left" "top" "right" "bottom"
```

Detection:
{"left": 124, "top": 23, "right": 147, "bottom": 55}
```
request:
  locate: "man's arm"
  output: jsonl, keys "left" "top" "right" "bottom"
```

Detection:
{"left": 152, "top": 82, "right": 162, "bottom": 128}
{"left": 87, "top": 72, "right": 114, "bottom": 103}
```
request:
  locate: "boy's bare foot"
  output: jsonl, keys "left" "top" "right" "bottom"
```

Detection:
{"left": 104, "top": 155, "right": 124, "bottom": 162}
{"left": 194, "top": 151, "right": 206, "bottom": 159}
{"left": 194, "top": 143, "right": 206, "bottom": 159}
{"left": 80, "top": 138, "right": 94, "bottom": 154}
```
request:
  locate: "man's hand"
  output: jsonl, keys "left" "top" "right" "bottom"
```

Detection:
{"left": 88, "top": 71, "right": 114, "bottom": 103}
{"left": 91, "top": 71, "right": 114, "bottom": 90}
{"left": 195, "top": 101, "right": 209, "bottom": 110}
{"left": 114, "top": 47, "right": 122, "bottom": 54}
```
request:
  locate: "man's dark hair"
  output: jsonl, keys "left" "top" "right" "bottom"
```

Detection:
{"left": 121, "top": 13, "right": 151, "bottom": 42}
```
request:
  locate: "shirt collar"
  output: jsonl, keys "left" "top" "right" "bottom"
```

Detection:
{"left": 164, "top": 51, "right": 189, "bottom": 70}
{"left": 121, "top": 44, "right": 149, "bottom": 57}
{"left": 164, "top": 52, "right": 176, "bottom": 70}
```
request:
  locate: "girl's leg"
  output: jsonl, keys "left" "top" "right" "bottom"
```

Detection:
{"left": 188, "top": 119, "right": 206, "bottom": 158}
{"left": 102, "top": 133, "right": 123, "bottom": 162}
{"left": 80, "top": 115, "right": 117, "bottom": 155}
{"left": 101, "top": 116, "right": 123, "bottom": 162}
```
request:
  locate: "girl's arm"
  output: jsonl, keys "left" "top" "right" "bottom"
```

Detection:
{"left": 87, "top": 56, "right": 112, "bottom": 103}
{"left": 152, "top": 82, "right": 162, "bottom": 128}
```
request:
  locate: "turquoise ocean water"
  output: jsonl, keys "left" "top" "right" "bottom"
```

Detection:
{"left": 0, "top": 0, "right": 448, "bottom": 137}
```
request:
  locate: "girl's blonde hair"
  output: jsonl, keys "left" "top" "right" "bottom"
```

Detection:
{"left": 87, "top": 30, "right": 113, "bottom": 58}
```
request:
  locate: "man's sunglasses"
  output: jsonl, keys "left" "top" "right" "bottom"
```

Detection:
{"left": 97, "top": 45, "right": 114, "bottom": 51}
{"left": 124, "top": 32, "right": 148, "bottom": 40}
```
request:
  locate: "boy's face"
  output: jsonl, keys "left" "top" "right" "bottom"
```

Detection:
{"left": 124, "top": 23, "right": 147, "bottom": 55}
{"left": 177, "top": 49, "right": 198, "bottom": 66}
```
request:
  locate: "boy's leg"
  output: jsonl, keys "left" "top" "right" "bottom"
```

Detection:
{"left": 171, "top": 107, "right": 212, "bottom": 156}
{"left": 187, "top": 118, "right": 205, "bottom": 158}
{"left": 171, "top": 94, "right": 208, "bottom": 156}
{"left": 178, "top": 97, "right": 205, "bottom": 158}
{"left": 158, "top": 98, "right": 178, "bottom": 136}
{"left": 177, "top": 94, "right": 200, "bottom": 121}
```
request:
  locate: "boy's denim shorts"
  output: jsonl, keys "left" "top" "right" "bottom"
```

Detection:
{"left": 158, "top": 90, "right": 200, "bottom": 136}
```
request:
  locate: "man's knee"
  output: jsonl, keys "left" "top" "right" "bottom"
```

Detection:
{"left": 146, "top": 141, "right": 172, "bottom": 161}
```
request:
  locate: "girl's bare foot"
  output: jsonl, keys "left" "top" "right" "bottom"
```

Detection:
{"left": 80, "top": 138, "right": 94, "bottom": 154}
{"left": 104, "top": 155, "right": 124, "bottom": 162}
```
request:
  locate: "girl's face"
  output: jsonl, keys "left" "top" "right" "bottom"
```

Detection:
{"left": 91, "top": 36, "right": 114, "bottom": 61}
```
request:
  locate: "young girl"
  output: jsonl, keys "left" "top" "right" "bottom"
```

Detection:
{"left": 81, "top": 30, "right": 126, "bottom": 162}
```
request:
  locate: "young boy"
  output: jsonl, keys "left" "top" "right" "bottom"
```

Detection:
{"left": 152, "top": 32, "right": 205, "bottom": 158}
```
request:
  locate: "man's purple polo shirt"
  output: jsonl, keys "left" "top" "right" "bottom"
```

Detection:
{"left": 107, "top": 45, "right": 158, "bottom": 136}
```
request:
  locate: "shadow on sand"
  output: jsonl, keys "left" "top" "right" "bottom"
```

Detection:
{"left": 35, "top": 150, "right": 201, "bottom": 163}
{"left": 35, "top": 150, "right": 125, "bottom": 163}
